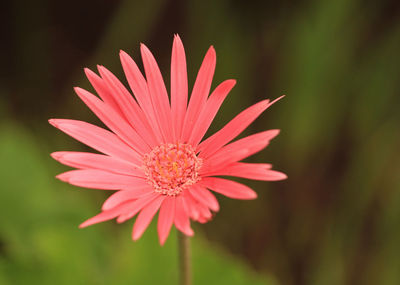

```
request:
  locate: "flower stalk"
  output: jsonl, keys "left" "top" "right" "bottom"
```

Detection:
{"left": 178, "top": 230, "right": 191, "bottom": 285}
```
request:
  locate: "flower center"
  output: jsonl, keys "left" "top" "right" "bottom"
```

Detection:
{"left": 143, "top": 143, "right": 202, "bottom": 196}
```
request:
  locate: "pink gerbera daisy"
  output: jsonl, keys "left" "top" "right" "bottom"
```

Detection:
{"left": 50, "top": 35, "right": 286, "bottom": 245}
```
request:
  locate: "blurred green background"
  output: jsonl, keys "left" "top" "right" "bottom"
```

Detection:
{"left": 1, "top": 0, "right": 399, "bottom": 284}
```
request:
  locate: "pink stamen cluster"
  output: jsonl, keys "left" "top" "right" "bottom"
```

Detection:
{"left": 143, "top": 143, "right": 203, "bottom": 196}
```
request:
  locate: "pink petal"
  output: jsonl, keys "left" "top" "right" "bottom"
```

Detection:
{"left": 56, "top": 169, "right": 147, "bottom": 190}
{"left": 120, "top": 50, "right": 163, "bottom": 144}
{"left": 132, "top": 195, "right": 165, "bottom": 240}
{"left": 196, "top": 202, "right": 213, "bottom": 220}
{"left": 140, "top": 43, "right": 172, "bottom": 142}
{"left": 184, "top": 191, "right": 212, "bottom": 222}
{"left": 170, "top": 34, "right": 188, "bottom": 140}
{"left": 84, "top": 68, "right": 121, "bottom": 114}
{"left": 116, "top": 192, "right": 159, "bottom": 223}
{"left": 188, "top": 79, "right": 236, "bottom": 146}
{"left": 261, "top": 170, "right": 288, "bottom": 181}
{"left": 102, "top": 188, "right": 153, "bottom": 211}
{"left": 188, "top": 185, "right": 219, "bottom": 212}
{"left": 197, "top": 216, "right": 209, "bottom": 224}
{"left": 158, "top": 197, "right": 176, "bottom": 245}
{"left": 200, "top": 130, "right": 280, "bottom": 172}
{"left": 79, "top": 201, "right": 135, "bottom": 228}
{"left": 98, "top": 65, "right": 158, "bottom": 147}
{"left": 51, "top": 151, "right": 143, "bottom": 177}
{"left": 198, "top": 96, "right": 284, "bottom": 158}
{"left": 181, "top": 46, "right": 216, "bottom": 142}
{"left": 200, "top": 177, "right": 257, "bottom": 200}
{"left": 181, "top": 192, "right": 200, "bottom": 220}
{"left": 183, "top": 191, "right": 213, "bottom": 223}
{"left": 174, "top": 195, "right": 194, "bottom": 236}
{"left": 204, "top": 162, "right": 286, "bottom": 181}
{"left": 74, "top": 87, "right": 150, "bottom": 154}
{"left": 48, "top": 119, "right": 141, "bottom": 164}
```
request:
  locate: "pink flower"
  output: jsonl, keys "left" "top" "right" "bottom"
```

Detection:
{"left": 50, "top": 35, "right": 286, "bottom": 245}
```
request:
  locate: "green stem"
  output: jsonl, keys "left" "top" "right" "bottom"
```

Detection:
{"left": 177, "top": 230, "right": 192, "bottom": 285}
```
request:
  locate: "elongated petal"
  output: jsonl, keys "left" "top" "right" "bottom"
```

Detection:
{"left": 132, "top": 195, "right": 165, "bottom": 240}
{"left": 49, "top": 119, "right": 141, "bottom": 164}
{"left": 188, "top": 185, "right": 219, "bottom": 212}
{"left": 140, "top": 43, "right": 172, "bottom": 142}
{"left": 201, "top": 130, "right": 280, "bottom": 172}
{"left": 157, "top": 197, "right": 176, "bottom": 245}
{"left": 204, "top": 162, "right": 286, "bottom": 181}
{"left": 170, "top": 34, "right": 188, "bottom": 139}
{"left": 116, "top": 192, "right": 159, "bottom": 223}
{"left": 182, "top": 191, "right": 200, "bottom": 220}
{"left": 120, "top": 50, "right": 163, "bottom": 144}
{"left": 79, "top": 211, "right": 119, "bottom": 228}
{"left": 84, "top": 68, "right": 121, "bottom": 113}
{"left": 174, "top": 196, "right": 194, "bottom": 236}
{"left": 188, "top": 79, "right": 236, "bottom": 146}
{"left": 204, "top": 162, "right": 271, "bottom": 176}
{"left": 196, "top": 202, "right": 213, "bottom": 220}
{"left": 184, "top": 191, "right": 212, "bottom": 222}
{"left": 102, "top": 188, "right": 153, "bottom": 211}
{"left": 51, "top": 151, "right": 142, "bottom": 177}
{"left": 98, "top": 66, "right": 158, "bottom": 147}
{"left": 79, "top": 201, "right": 135, "bottom": 228}
{"left": 261, "top": 169, "right": 288, "bottom": 181}
{"left": 56, "top": 169, "right": 147, "bottom": 190}
{"left": 74, "top": 87, "right": 150, "bottom": 154}
{"left": 200, "top": 177, "right": 257, "bottom": 200}
{"left": 181, "top": 46, "right": 216, "bottom": 142}
{"left": 197, "top": 217, "right": 208, "bottom": 224}
{"left": 198, "top": 96, "right": 284, "bottom": 158}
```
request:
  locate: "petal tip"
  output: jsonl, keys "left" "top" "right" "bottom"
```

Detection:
{"left": 119, "top": 50, "right": 129, "bottom": 57}
{"left": 276, "top": 172, "right": 288, "bottom": 180}
{"left": 96, "top": 65, "right": 105, "bottom": 73}
{"left": 78, "top": 223, "right": 87, "bottom": 229}
{"left": 266, "top": 170, "right": 288, "bottom": 181}
{"left": 73, "top": 86, "right": 84, "bottom": 95}
{"left": 159, "top": 234, "right": 168, "bottom": 246}
{"left": 84, "top": 67, "right": 96, "bottom": 77}
{"left": 268, "top": 129, "right": 281, "bottom": 139}
{"left": 132, "top": 232, "right": 141, "bottom": 241}
{"left": 249, "top": 192, "right": 258, "bottom": 199}
{"left": 207, "top": 45, "right": 216, "bottom": 58}
{"left": 140, "top": 42, "right": 148, "bottom": 51}
{"left": 55, "top": 173, "right": 69, "bottom": 182}
{"left": 268, "top": 95, "right": 285, "bottom": 106}
{"left": 116, "top": 215, "right": 126, "bottom": 223}
{"left": 228, "top": 79, "right": 237, "bottom": 85}
{"left": 48, "top": 119, "right": 58, "bottom": 127}
{"left": 50, "top": 152, "right": 63, "bottom": 160}
{"left": 173, "top": 33, "right": 183, "bottom": 43}
{"left": 212, "top": 204, "right": 220, "bottom": 212}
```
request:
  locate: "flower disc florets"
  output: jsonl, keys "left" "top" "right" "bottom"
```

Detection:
{"left": 143, "top": 143, "right": 202, "bottom": 196}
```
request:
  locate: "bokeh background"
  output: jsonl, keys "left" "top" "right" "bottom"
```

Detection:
{"left": 1, "top": 0, "right": 400, "bottom": 284}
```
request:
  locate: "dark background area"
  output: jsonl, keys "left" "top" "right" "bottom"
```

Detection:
{"left": 1, "top": 0, "right": 400, "bottom": 284}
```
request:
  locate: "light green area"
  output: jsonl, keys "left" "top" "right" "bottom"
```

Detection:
{"left": 0, "top": 123, "right": 276, "bottom": 285}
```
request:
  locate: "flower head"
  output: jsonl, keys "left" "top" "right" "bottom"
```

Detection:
{"left": 50, "top": 35, "right": 286, "bottom": 245}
